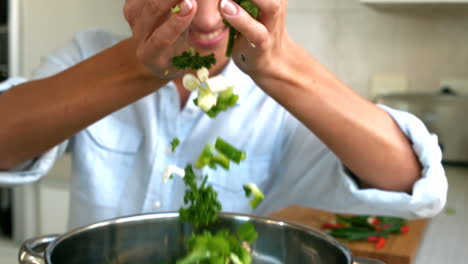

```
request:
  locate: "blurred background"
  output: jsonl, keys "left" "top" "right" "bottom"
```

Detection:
{"left": 1, "top": 0, "right": 467, "bottom": 263}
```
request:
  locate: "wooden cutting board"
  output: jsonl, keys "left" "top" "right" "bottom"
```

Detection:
{"left": 270, "top": 205, "right": 429, "bottom": 264}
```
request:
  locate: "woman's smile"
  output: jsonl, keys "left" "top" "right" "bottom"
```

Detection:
{"left": 188, "top": 27, "right": 229, "bottom": 49}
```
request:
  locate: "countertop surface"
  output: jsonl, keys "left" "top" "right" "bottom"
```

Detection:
{"left": 0, "top": 165, "right": 466, "bottom": 264}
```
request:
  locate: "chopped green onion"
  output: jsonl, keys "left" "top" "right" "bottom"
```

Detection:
{"left": 171, "top": 5, "right": 181, "bottom": 13}
{"left": 243, "top": 183, "right": 264, "bottom": 209}
{"left": 215, "top": 137, "right": 246, "bottom": 164}
{"left": 195, "top": 144, "right": 215, "bottom": 169}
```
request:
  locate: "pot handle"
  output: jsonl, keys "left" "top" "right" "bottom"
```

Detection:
{"left": 18, "top": 234, "right": 60, "bottom": 264}
{"left": 353, "top": 256, "right": 386, "bottom": 264}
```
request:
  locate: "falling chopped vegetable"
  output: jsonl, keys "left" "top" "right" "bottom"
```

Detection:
{"left": 194, "top": 138, "right": 246, "bottom": 170}
{"left": 164, "top": 2, "right": 264, "bottom": 259}
{"left": 215, "top": 138, "right": 246, "bottom": 164}
{"left": 170, "top": 137, "right": 180, "bottom": 152}
{"left": 162, "top": 165, "right": 185, "bottom": 183}
{"left": 176, "top": 228, "right": 254, "bottom": 264}
{"left": 182, "top": 67, "right": 239, "bottom": 118}
{"left": 445, "top": 207, "right": 457, "bottom": 216}
{"left": 172, "top": 48, "right": 216, "bottom": 70}
{"left": 243, "top": 183, "right": 264, "bottom": 209}
{"left": 178, "top": 165, "right": 222, "bottom": 230}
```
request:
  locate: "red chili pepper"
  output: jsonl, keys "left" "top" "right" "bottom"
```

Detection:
{"left": 367, "top": 236, "right": 380, "bottom": 242}
{"left": 381, "top": 224, "right": 391, "bottom": 229}
{"left": 400, "top": 225, "right": 409, "bottom": 233}
{"left": 375, "top": 237, "right": 387, "bottom": 249}
{"left": 367, "top": 217, "right": 381, "bottom": 226}
{"left": 321, "top": 223, "right": 345, "bottom": 229}
{"left": 376, "top": 223, "right": 392, "bottom": 232}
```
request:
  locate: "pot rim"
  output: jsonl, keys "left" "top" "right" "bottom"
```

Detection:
{"left": 43, "top": 211, "right": 354, "bottom": 263}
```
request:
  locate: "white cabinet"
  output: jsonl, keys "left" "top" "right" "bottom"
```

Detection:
{"left": 360, "top": 0, "right": 468, "bottom": 3}
{"left": 38, "top": 181, "right": 70, "bottom": 235}
{"left": 37, "top": 155, "right": 71, "bottom": 235}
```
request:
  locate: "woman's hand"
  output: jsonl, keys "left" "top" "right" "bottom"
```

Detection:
{"left": 219, "top": 0, "right": 294, "bottom": 80}
{"left": 123, "top": 0, "right": 197, "bottom": 80}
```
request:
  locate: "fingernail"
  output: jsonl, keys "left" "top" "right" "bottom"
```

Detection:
{"left": 178, "top": 0, "right": 193, "bottom": 16}
{"left": 221, "top": 0, "right": 238, "bottom": 16}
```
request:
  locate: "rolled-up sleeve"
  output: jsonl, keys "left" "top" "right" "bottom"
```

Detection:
{"left": 258, "top": 105, "right": 447, "bottom": 219}
{"left": 0, "top": 143, "right": 68, "bottom": 186}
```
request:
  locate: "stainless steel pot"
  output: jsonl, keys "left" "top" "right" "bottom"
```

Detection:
{"left": 19, "top": 212, "right": 384, "bottom": 264}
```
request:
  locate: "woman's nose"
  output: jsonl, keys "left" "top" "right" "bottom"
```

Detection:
{"left": 193, "top": 0, "right": 224, "bottom": 30}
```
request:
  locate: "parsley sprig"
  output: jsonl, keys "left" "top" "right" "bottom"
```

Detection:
{"left": 172, "top": 48, "right": 217, "bottom": 70}
{"left": 179, "top": 165, "right": 222, "bottom": 230}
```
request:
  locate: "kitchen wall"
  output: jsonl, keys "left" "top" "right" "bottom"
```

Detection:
{"left": 14, "top": 0, "right": 468, "bottom": 98}
{"left": 17, "top": 0, "right": 130, "bottom": 79}
{"left": 287, "top": 0, "right": 468, "bottom": 98}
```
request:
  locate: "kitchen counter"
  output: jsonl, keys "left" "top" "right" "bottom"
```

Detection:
{"left": 0, "top": 165, "right": 466, "bottom": 264}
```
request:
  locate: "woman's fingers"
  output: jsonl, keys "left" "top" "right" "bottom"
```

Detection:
{"left": 141, "top": 0, "right": 196, "bottom": 57}
{"left": 123, "top": 0, "right": 145, "bottom": 28}
{"left": 221, "top": 0, "right": 283, "bottom": 31}
{"left": 131, "top": 0, "right": 184, "bottom": 41}
{"left": 220, "top": 0, "right": 269, "bottom": 48}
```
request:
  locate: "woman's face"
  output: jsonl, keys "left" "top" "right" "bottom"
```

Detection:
{"left": 188, "top": 0, "right": 230, "bottom": 73}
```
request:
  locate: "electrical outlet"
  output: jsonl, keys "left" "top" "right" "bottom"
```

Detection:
{"left": 439, "top": 79, "right": 468, "bottom": 95}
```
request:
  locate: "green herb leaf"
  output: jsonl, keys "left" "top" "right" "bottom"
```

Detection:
{"left": 179, "top": 165, "right": 222, "bottom": 230}
{"left": 172, "top": 49, "right": 216, "bottom": 70}
{"left": 170, "top": 137, "right": 180, "bottom": 152}
{"left": 237, "top": 222, "right": 258, "bottom": 243}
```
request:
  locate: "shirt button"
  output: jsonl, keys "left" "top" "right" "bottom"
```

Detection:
{"left": 152, "top": 201, "right": 161, "bottom": 209}
{"left": 191, "top": 108, "right": 199, "bottom": 114}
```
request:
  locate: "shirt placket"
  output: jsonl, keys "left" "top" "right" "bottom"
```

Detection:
{"left": 145, "top": 86, "right": 201, "bottom": 212}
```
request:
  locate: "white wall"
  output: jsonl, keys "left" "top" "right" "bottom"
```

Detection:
{"left": 287, "top": 0, "right": 468, "bottom": 97}
{"left": 19, "top": 0, "right": 130, "bottom": 77}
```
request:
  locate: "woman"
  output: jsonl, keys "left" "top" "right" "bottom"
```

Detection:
{"left": 0, "top": 0, "right": 447, "bottom": 229}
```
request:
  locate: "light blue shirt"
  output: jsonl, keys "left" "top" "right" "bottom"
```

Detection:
{"left": 0, "top": 29, "right": 448, "bottom": 229}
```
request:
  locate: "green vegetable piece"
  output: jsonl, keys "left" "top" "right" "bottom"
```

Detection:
{"left": 195, "top": 144, "right": 215, "bottom": 169}
{"left": 237, "top": 222, "right": 258, "bottom": 243}
{"left": 215, "top": 137, "right": 246, "bottom": 164}
{"left": 243, "top": 183, "right": 264, "bottom": 209}
{"left": 193, "top": 87, "right": 239, "bottom": 118}
{"left": 213, "top": 153, "right": 230, "bottom": 170}
{"left": 445, "top": 208, "right": 456, "bottom": 216}
{"left": 179, "top": 165, "right": 222, "bottom": 230}
{"left": 171, "top": 5, "right": 181, "bottom": 13}
{"left": 172, "top": 49, "right": 216, "bottom": 70}
{"left": 170, "top": 137, "right": 180, "bottom": 152}
{"left": 177, "top": 230, "right": 234, "bottom": 264}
